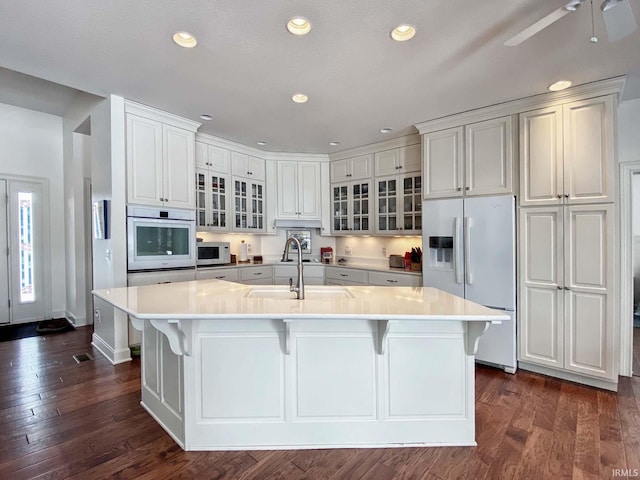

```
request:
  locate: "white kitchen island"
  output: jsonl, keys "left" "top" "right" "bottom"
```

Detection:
{"left": 93, "top": 279, "right": 507, "bottom": 451}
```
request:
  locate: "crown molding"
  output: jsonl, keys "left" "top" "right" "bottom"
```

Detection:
{"left": 124, "top": 100, "right": 201, "bottom": 132}
{"left": 329, "top": 134, "right": 421, "bottom": 162}
{"left": 415, "top": 76, "right": 626, "bottom": 134}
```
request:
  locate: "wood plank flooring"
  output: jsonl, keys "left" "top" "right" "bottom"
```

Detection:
{"left": 1, "top": 326, "right": 639, "bottom": 479}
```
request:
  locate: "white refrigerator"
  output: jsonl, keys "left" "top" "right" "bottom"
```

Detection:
{"left": 422, "top": 195, "right": 516, "bottom": 373}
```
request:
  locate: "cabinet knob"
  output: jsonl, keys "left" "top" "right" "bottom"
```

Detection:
{"left": 564, "top": 286, "right": 570, "bottom": 290}
{"left": 457, "top": 187, "right": 462, "bottom": 191}
{"left": 557, "top": 194, "right": 562, "bottom": 199}
{"left": 465, "top": 187, "right": 470, "bottom": 191}
{"left": 398, "top": 165, "right": 403, "bottom": 169}
{"left": 557, "top": 286, "right": 562, "bottom": 290}
{"left": 564, "top": 194, "right": 569, "bottom": 198}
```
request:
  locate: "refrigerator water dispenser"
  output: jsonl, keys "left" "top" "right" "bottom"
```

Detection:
{"left": 428, "top": 236, "right": 454, "bottom": 268}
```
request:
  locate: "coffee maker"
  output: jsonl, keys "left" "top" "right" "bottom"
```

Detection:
{"left": 320, "top": 247, "right": 333, "bottom": 264}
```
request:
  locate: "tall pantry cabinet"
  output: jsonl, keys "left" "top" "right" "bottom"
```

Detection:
{"left": 518, "top": 95, "right": 617, "bottom": 387}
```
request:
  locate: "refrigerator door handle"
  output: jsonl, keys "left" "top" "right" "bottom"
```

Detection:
{"left": 454, "top": 217, "right": 463, "bottom": 284}
{"left": 464, "top": 217, "right": 473, "bottom": 285}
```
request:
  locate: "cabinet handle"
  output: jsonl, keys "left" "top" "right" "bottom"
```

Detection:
{"left": 339, "top": 273, "right": 348, "bottom": 277}
{"left": 557, "top": 286, "right": 562, "bottom": 290}
{"left": 564, "top": 194, "right": 569, "bottom": 198}
{"left": 564, "top": 286, "right": 570, "bottom": 290}
{"left": 557, "top": 194, "right": 562, "bottom": 199}
{"left": 215, "top": 276, "right": 226, "bottom": 279}
{"left": 386, "top": 279, "right": 398, "bottom": 283}
{"left": 457, "top": 187, "right": 462, "bottom": 191}
{"left": 254, "top": 272, "right": 262, "bottom": 276}
{"left": 398, "top": 165, "right": 403, "bottom": 169}
{"left": 465, "top": 187, "right": 470, "bottom": 191}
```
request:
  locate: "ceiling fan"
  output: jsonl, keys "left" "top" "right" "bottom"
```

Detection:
{"left": 505, "top": 0, "right": 638, "bottom": 46}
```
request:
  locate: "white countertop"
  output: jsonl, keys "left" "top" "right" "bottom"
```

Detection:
{"left": 93, "top": 279, "right": 507, "bottom": 322}
{"left": 197, "top": 260, "right": 423, "bottom": 276}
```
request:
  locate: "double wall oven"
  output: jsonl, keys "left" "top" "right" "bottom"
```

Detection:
{"left": 127, "top": 206, "right": 196, "bottom": 271}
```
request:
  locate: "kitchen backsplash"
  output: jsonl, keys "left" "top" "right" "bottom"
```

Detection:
{"left": 196, "top": 230, "right": 421, "bottom": 266}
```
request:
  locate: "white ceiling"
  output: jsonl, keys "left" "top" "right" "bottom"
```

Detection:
{"left": 0, "top": 0, "right": 638, "bottom": 153}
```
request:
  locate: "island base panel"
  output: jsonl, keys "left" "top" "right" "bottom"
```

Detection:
{"left": 141, "top": 318, "right": 479, "bottom": 450}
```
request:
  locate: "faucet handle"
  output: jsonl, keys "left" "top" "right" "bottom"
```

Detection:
{"left": 289, "top": 277, "right": 294, "bottom": 292}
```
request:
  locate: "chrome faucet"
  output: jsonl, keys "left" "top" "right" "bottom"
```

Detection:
{"left": 282, "top": 237, "right": 305, "bottom": 300}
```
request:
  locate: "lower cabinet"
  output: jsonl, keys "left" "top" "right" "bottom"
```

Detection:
{"left": 518, "top": 204, "right": 616, "bottom": 384}
{"left": 324, "top": 267, "right": 367, "bottom": 286}
{"left": 196, "top": 268, "right": 239, "bottom": 282}
{"left": 274, "top": 264, "right": 325, "bottom": 286}
{"left": 127, "top": 269, "right": 197, "bottom": 286}
{"left": 368, "top": 271, "right": 422, "bottom": 287}
{"left": 238, "top": 265, "right": 274, "bottom": 285}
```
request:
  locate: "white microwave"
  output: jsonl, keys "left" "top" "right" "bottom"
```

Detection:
{"left": 127, "top": 206, "right": 196, "bottom": 271}
{"left": 197, "top": 242, "right": 231, "bottom": 266}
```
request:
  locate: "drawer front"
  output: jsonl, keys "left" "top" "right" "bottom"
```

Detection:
{"left": 274, "top": 264, "right": 325, "bottom": 278}
{"left": 325, "top": 267, "right": 367, "bottom": 284}
{"left": 196, "top": 268, "right": 239, "bottom": 282}
{"left": 240, "top": 265, "right": 274, "bottom": 281}
{"left": 368, "top": 271, "right": 421, "bottom": 287}
{"left": 128, "top": 269, "right": 196, "bottom": 286}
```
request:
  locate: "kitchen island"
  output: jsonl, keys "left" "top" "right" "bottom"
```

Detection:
{"left": 93, "top": 279, "right": 507, "bottom": 451}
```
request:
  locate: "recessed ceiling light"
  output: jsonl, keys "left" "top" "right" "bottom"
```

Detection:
{"left": 172, "top": 31, "right": 198, "bottom": 48}
{"left": 256, "top": 140, "right": 267, "bottom": 146}
{"left": 292, "top": 93, "right": 309, "bottom": 103}
{"left": 287, "top": 17, "right": 312, "bottom": 36}
{"left": 200, "top": 114, "right": 213, "bottom": 121}
{"left": 390, "top": 24, "right": 416, "bottom": 42}
{"left": 328, "top": 141, "right": 340, "bottom": 146}
{"left": 548, "top": 80, "right": 572, "bottom": 91}
{"left": 379, "top": 128, "right": 393, "bottom": 134}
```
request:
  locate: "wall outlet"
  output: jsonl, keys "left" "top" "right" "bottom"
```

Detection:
{"left": 345, "top": 246, "right": 351, "bottom": 256}
{"left": 247, "top": 243, "right": 252, "bottom": 253}
{"left": 382, "top": 247, "right": 387, "bottom": 256}
{"left": 94, "top": 307, "right": 101, "bottom": 322}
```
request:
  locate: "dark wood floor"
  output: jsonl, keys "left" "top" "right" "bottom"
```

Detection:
{"left": 1, "top": 327, "right": 639, "bottom": 480}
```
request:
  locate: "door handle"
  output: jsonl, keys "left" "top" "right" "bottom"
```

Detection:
{"left": 464, "top": 217, "right": 472, "bottom": 285}
{"left": 454, "top": 217, "right": 463, "bottom": 285}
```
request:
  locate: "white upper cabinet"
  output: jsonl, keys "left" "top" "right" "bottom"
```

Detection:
{"left": 331, "top": 154, "right": 372, "bottom": 182}
{"left": 422, "top": 116, "right": 514, "bottom": 200}
{"left": 276, "top": 161, "right": 321, "bottom": 220}
{"left": 196, "top": 142, "right": 230, "bottom": 173}
{"left": 519, "top": 96, "right": 614, "bottom": 206}
{"left": 127, "top": 113, "right": 195, "bottom": 209}
{"left": 465, "top": 116, "right": 513, "bottom": 196}
{"left": 231, "top": 152, "right": 266, "bottom": 181}
{"left": 422, "top": 127, "right": 464, "bottom": 199}
{"left": 374, "top": 144, "right": 421, "bottom": 176}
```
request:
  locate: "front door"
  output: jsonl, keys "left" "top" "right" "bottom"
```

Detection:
{"left": 0, "top": 180, "right": 9, "bottom": 324}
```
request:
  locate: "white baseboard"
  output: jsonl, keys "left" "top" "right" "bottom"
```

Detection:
{"left": 518, "top": 362, "right": 618, "bottom": 392}
{"left": 91, "top": 333, "right": 132, "bottom": 365}
{"left": 66, "top": 311, "right": 89, "bottom": 327}
{"left": 52, "top": 309, "right": 66, "bottom": 319}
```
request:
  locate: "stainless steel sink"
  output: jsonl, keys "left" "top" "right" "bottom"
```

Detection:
{"left": 244, "top": 286, "right": 354, "bottom": 299}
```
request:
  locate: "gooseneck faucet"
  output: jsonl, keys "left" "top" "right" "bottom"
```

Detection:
{"left": 282, "top": 237, "right": 305, "bottom": 300}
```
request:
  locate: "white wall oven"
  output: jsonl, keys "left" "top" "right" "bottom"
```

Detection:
{"left": 127, "top": 206, "right": 196, "bottom": 271}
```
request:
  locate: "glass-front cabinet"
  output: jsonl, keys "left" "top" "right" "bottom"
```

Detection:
{"left": 195, "top": 170, "right": 230, "bottom": 231}
{"left": 375, "top": 174, "right": 422, "bottom": 234}
{"left": 331, "top": 180, "right": 372, "bottom": 234}
{"left": 233, "top": 178, "right": 265, "bottom": 232}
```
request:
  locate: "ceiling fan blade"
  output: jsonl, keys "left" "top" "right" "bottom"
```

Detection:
{"left": 602, "top": 0, "right": 638, "bottom": 41}
{"left": 504, "top": 7, "right": 571, "bottom": 46}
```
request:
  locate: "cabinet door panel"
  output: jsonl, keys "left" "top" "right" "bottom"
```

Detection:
{"left": 195, "top": 141, "right": 208, "bottom": 169}
{"left": 331, "top": 159, "right": 350, "bottom": 183}
{"left": 276, "top": 161, "right": 298, "bottom": 218}
{"left": 127, "top": 114, "right": 163, "bottom": 206}
{"left": 163, "top": 125, "right": 195, "bottom": 208}
{"left": 249, "top": 156, "right": 266, "bottom": 181}
{"left": 209, "top": 145, "right": 230, "bottom": 173}
{"left": 375, "top": 149, "right": 399, "bottom": 176}
{"left": 563, "top": 97, "right": 614, "bottom": 204}
{"left": 350, "top": 155, "right": 373, "bottom": 180}
{"left": 519, "top": 107, "right": 563, "bottom": 206}
{"left": 423, "top": 127, "right": 463, "bottom": 199}
{"left": 298, "top": 162, "right": 320, "bottom": 219}
{"left": 518, "top": 207, "right": 564, "bottom": 367}
{"left": 465, "top": 116, "right": 513, "bottom": 196}
{"left": 231, "top": 152, "right": 250, "bottom": 177}
{"left": 400, "top": 143, "right": 422, "bottom": 173}
{"left": 563, "top": 204, "right": 614, "bottom": 380}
